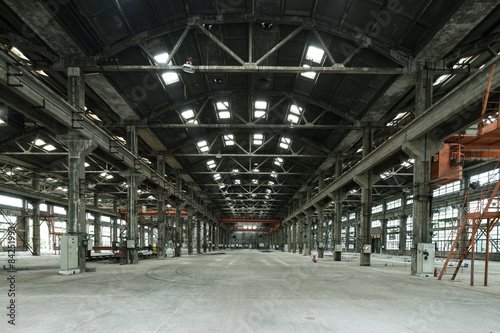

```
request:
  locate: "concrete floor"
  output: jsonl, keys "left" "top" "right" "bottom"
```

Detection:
{"left": 1, "top": 249, "right": 500, "bottom": 332}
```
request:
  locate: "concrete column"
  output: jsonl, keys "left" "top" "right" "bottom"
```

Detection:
{"left": 58, "top": 133, "right": 95, "bottom": 271}
{"left": 139, "top": 224, "right": 145, "bottom": 247}
{"left": 399, "top": 193, "right": 408, "bottom": 255}
{"left": 401, "top": 69, "right": 438, "bottom": 275}
{"left": 403, "top": 139, "right": 441, "bottom": 274}
{"left": 203, "top": 221, "right": 207, "bottom": 253}
{"left": 125, "top": 170, "right": 144, "bottom": 264}
{"left": 292, "top": 219, "right": 297, "bottom": 253}
{"left": 215, "top": 224, "right": 220, "bottom": 251}
{"left": 196, "top": 217, "right": 201, "bottom": 254}
{"left": 334, "top": 157, "right": 343, "bottom": 261}
{"left": 31, "top": 175, "right": 41, "bottom": 256}
{"left": 298, "top": 216, "right": 304, "bottom": 254}
{"left": 187, "top": 209, "right": 194, "bottom": 255}
{"left": 354, "top": 127, "right": 373, "bottom": 266}
{"left": 381, "top": 219, "right": 387, "bottom": 254}
{"left": 148, "top": 227, "right": 153, "bottom": 247}
{"left": 93, "top": 193, "right": 101, "bottom": 253}
{"left": 399, "top": 215, "right": 408, "bottom": 255}
{"left": 112, "top": 201, "right": 118, "bottom": 244}
{"left": 305, "top": 210, "right": 313, "bottom": 256}
{"left": 156, "top": 154, "right": 167, "bottom": 259}
{"left": 208, "top": 223, "right": 212, "bottom": 252}
{"left": 174, "top": 206, "right": 182, "bottom": 257}
{"left": 286, "top": 223, "right": 291, "bottom": 252}
{"left": 94, "top": 213, "right": 101, "bottom": 253}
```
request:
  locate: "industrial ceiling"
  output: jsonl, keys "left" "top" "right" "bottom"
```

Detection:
{"left": 0, "top": 0, "right": 500, "bottom": 222}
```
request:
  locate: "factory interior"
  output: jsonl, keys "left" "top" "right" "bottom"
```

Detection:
{"left": 1, "top": 0, "right": 500, "bottom": 332}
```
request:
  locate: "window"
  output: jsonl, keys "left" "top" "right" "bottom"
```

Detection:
{"left": 155, "top": 52, "right": 180, "bottom": 85}
{"left": 253, "top": 133, "right": 263, "bottom": 145}
{"left": 279, "top": 137, "right": 291, "bottom": 150}
{"left": 372, "top": 220, "right": 381, "bottom": 228}
{"left": 387, "top": 199, "right": 401, "bottom": 210}
{"left": 206, "top": 160, "right": 216, "bottom": 169}
{"left": 349, "top": 213, "right": 356, "bottom": 220}
{"left": 216, "top": 101, "right": 230, "bottom": 119}
{"left": 234, "top": 179, "right": 241, "bottom": 185}
{"left": 372, "top": 205, "right": 383, "bottom": 214}
{"left": 274, "top": 157, "right": 283, "bottom": 166}
{"left": 470, "top": 169, "right": 499, "bottom": 187}
{"left": 271, "top": 171, "right": 277, "bottom": 178}
{"left": 181, "top": 109, "right": 198, "bottom": 124}
{"left": 223, "top": 134, "right": 235, "bottom": 146}
{"left": 300, "top": 64, "right": 317, "bottom": 80}
{"left": 287, "top": 104, "right": 303, "bottom": 124}
{"left": 53, "top": 206, "right": 66, "bottom": 215}
{"left": 252, "top": 179, "right": 258, "bottom": 185}
{"left": 305, "top": 46, "right": 325, "bottom": 64}
{"left": 254, "top": 100, "right": 267, "bottom": 119}
{"left": 433, "top": 180, "right": 460, "bottom": 197}
{"left": 213, "top": 173, "right": 221, "bottom": 181}
{"left": 197, "top": 140, "right": 209, "bottom": 153}
{"left": 0, "top": 195, "right": 22, "bottom": 208}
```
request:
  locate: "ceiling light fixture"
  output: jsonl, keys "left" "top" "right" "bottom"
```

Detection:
{"left": 183, "top": 57, "right": 195, "bottom": 74}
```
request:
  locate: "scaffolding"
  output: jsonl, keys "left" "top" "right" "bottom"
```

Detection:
{"left": 437, "top": 65, "right": 500, "bottom": 285}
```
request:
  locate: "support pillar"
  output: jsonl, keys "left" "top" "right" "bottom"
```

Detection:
{"left": 215, "top": 224, "right": 220, "bottom": 251}
{"left": 203, "top": 221, "right": 208, "bottom": 253}
{"left": 174, "top": 205, "right": 182, "bottom": 257}
{"left": 286, "top": 223, "right": 291, "bottom": 252}
{"left": 208, "top": 223, "right": 213, "bottom": 252}
{"left": 156, "top": 154, "right": 167, "bottom": 259}
{"left": 292, "top": 219, "right": 297, "bottom": 253}
{"left": 112, "top": 201, "right": 118, "bottom": 244}
{"left": 93, "top": 193, "right": 101, "bottom": 253}
{"left": 355, "top": 127, "right": 374, "bottom": 266}
{"left": 305, "top": 210, "right": 314, "bottom": 256}
{"left": 58, "top": 132, "right": 95, "bottom": 272}
{"left": 332, "top": 157, "right": 345, "bottom": 260}
{"left": 32, "top": 175, "right": 41, "bottom": 256}
{"left": 298, "top": 216, "right": 304, "bottom": 254}
{"left": 187, "top": 209, "right": 194, "bottom": 255}
{"left": 403, "top": 138, "right": 442, "bottom": 275}
{"left": 196, "top": 217, "right": 201, "bottom": 254}
{"left": 124, "top": 170, "right": 145, "bottom": 264}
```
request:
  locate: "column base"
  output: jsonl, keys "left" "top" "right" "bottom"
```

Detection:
{"left": 59, "top": 269, "right": 80, "bottom": 275}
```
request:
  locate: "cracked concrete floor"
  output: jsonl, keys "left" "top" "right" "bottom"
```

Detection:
{"left": 1, "top": 250, "right": 500, "bottom": 332}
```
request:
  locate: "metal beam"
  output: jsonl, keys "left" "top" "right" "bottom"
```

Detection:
{"left": 0, "top": 52, "right": 216, "bottom": 223}
{"left": 196, "top": 24, "right": 246, "bottom": 65}
{"left": 255, "top": 26, "right": 304, "bottom": 65}
{"left": 172, "top": 153, "right": 326, "bottom": 158}
{"left": 74, "top": 64, "right": 414, "bottom": 74}
{"left": 111, "top": 123, "right": 365, "bottom": 130}
{"left": 283, "top": 55, "right": 500, "bottom": 224}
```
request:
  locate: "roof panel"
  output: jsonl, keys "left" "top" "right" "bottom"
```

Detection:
{"left": 119, "top": 1, "right": 158, "bottom": 33}
{"left": 89, "top": 8, "right": 131, "bottom": 45}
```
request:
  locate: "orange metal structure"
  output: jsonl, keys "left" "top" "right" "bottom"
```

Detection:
{"left": 218, "top": 215, "right": 282, "bottom": 223}
{"left": 437, "top": 65, "right": 500, "bottom": 286}
{"left": 231, "top": 228, "right": 270, "bottom": 232}
{"left": 432, "top": 65, "right": 500, "bottom": 184}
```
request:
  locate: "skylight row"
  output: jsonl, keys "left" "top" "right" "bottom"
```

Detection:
{"left": 253, "top": 133, "right": 263, "bottom": 145}
{"left": 155, "top": 52, "right": 180, "bottom": 85}
{"left": 300, "top": 46, "right": 325, "bottom": 80}
{"left": 279, "top": 137, "right": 291, "bottom": 150}
{"left": 287, "top": 104, "right": 303, "bottom": 124}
